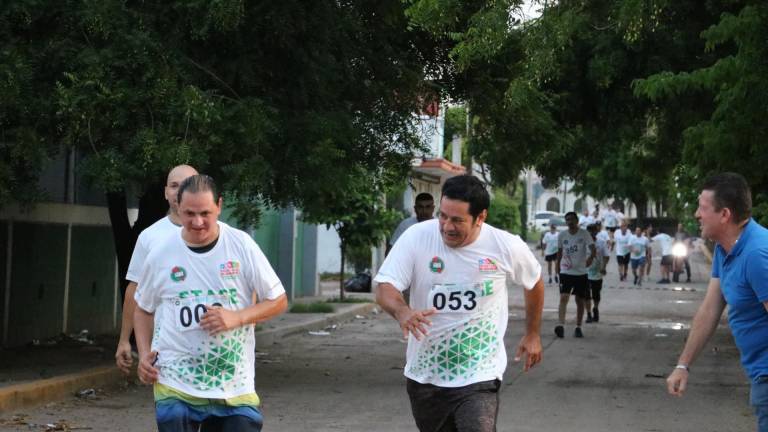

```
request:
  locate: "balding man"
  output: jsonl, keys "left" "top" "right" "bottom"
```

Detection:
{"left": 115, "top": 164, "right": 198, "bottom": 374}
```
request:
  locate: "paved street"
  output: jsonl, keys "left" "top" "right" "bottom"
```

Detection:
{"left": 0, "top": 246, "right": 754, "bottom": 431}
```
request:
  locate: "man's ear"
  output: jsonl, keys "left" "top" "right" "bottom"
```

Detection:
{"left": 476, "top": 209, "right": 488, "bottom": 226}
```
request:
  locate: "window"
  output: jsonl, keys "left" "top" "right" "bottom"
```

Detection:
{"left": 546, "top": 197, "right": 560, "bottom": 213}
{"left": 574, "top": 198, "right": 584, "bottom": 213}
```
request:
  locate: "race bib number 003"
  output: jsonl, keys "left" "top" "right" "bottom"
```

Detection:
{"left": 173, "top": 295, "right": 232, "bottom": 332}
{"left": 429, "top": 282, "right": 493, "bottom": 313}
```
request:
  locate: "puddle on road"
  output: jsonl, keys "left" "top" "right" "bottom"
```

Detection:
{"left": 616, "top": 321, "right": 689, "bottom": 331}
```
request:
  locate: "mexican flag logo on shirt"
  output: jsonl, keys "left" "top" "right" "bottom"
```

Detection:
{"left": 429, "top": 256, "right": 445, "bottom": 273}
{"left": 170, "top": 266, "right": 187, "bottom": 282}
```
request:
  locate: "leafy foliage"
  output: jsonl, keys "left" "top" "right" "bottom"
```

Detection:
{"left": 486, "top": 184, "right": 525, "bottom": 236}
{"left": 1, "top": 0, "right": 443, "bottom": 227}
{"left": 634, "top": 3, "right": 768, "bottom": 224}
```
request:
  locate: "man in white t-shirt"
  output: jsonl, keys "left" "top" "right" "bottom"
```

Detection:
{"left": 134, "top": 175, "right": 287, "bottom": 431}
{"left": 630, "top": 226, "right": 651, "bottom": 286}
{"left": 613, "top": 221, "right": 632, "bottom": 281}
{"left": 586, "top": 224, "right": 610, "bottom": 323}
{"left": 603, "top": 207, "right": 618, "bottom": 232}
{"left": 596, "top": 221, "right": 611, "bottom": 253}
{"left": 115, "top": 164, "right": 198, "bottom": 374}
{"left": 578, "top": 209, "right": 595, "bottom": 229}
{"left": 541, "top": 224, "right": 560, "bottom": 284}
{"left": 375, "top": 175, "right": 544, "bottom": 432}
{"left": 389, "top": 192, "right": 435, "bottom": 250}
{"left": 556, "top": 212, "right": 596, "bottom": 338}
{"left": 652, "top": 230, "right": 674, "bottom": 284}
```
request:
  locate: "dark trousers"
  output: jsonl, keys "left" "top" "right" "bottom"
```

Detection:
{"left": 407, "top": 378, "right": 501, "bottom": 432}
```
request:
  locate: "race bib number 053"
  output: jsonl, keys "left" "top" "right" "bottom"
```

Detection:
{"left": 429, "top": 282, "right": 493, "bottom": 313}
{"left": 173, "top": 295, "right": 232, "bottom": 332}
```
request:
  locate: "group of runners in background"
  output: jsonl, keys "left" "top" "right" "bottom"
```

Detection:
{"left": 540, "top": 204, "right": 693, "bottom": 339}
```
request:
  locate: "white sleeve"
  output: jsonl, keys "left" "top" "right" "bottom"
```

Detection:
{"left": 504, "top": 234, "right": 542, "bottom": 290}
{"left": 134, "top": 258, "right": 160, "bottom": 313}
{"left": 125, "top": 234, "right": 149, "bottom": 283}
{"left": 374, "top": 227, "right": 417, "bottom": 292}
{"left": 243, "top": 234, "right": 285, "bottom": 301}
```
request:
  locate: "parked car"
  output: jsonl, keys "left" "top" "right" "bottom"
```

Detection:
{"left": 531, "top": 211, "right": 559, "bottom": 232}
{"left": 545, "top": 216, "right": 568, "bottom": 232}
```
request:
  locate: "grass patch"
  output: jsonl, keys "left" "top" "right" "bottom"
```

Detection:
{"left": 290, "top": 302, "right": 335, "bottom": 313}
{"left": 325, "top": 297, "right": 371, "bottom": 304}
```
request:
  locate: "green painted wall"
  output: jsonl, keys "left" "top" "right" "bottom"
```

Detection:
{"left": 251, "top": 208, "right": 281, "bottom": 268}
{"left": 67, "top": 226, "right": 116, "bottom": 334}
{"left": 293, "top": 221, "right": 305, "bottom": 297}
{"left": 220, "top": 206, "right": 281, "bottom": 269}
{"left": 8, "top": 222, "right": 68, "bottom": 345}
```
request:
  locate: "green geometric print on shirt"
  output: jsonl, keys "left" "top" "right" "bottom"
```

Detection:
{"left": 409, "top": 309, "right": 499, "bottom": 382}
{"left": 167, "top": 328, "right": 248, "bottom": 392}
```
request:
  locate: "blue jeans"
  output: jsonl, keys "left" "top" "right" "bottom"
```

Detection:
{"left": 156, "top": 399, "right": 263, "bottom": 432}
{"left": 751, "top": 377, "right": 768, "bottom": 432}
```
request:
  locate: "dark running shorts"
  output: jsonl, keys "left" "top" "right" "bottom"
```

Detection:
{"left": 661, "top": 255, "right": 673, "bottom": 266}
{"left": 407, "top": 378, "right": 500, "bottom": 432}
{"left": 586, "top": 279, "right": 603, "bottom": 302}
{"left": 545, "top": 253, "right": 558, "bottom": 262}
{"left": 559, "top": 273, "right": 588, "bottom": 298}
{"left": 617, "top": 253, "right": 631, "bottom": 265}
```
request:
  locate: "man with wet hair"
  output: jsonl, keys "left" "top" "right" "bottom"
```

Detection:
{"left": 375, "top": 174, "right": 544, "bottom": 432}
{"left": 115, "top": 164, "right": 198, "bottom": 374}
{"left": 667, "top": 173, "right": 768, "bottom": 431}
{"left": 134, "top": 174, "right": 287, "bottom": 431}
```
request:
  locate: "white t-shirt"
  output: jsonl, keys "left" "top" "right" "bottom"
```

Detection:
{"left": 374, "top": 219, "right": 541, "bottom": 388}
{"left": 126, "top": 216, "right": 180, "bottom": 283}
{"left": 614, "top": 229, "right": 632, "bottom": 256}
{"left": 558, "top": 229, "right": 594, "bottom": 275}
{"left": 652, "top": 233, "right": 674, "bottom": 256}
{"left": 603, "top": 210, "right": 618, "bottom": 228}
{"left": 596, "top": 230, "right": 610, "bottom": 244}
{"left": 630, "top": 235, "right": 649, "bottom": 259}
{"left": 588, "top": 238, "right": 609, "bottom": 281}
{"left": 542, "top": 232, "right": 559, "bottom": 255}
{"left": 390, "top": 216, "right": 418, "bottom": 246}
{"left": 578, "top": 214, "right": 595, "bottom": 229}
{"left": 135, "top": 222, "right": 285, "bottom": 399}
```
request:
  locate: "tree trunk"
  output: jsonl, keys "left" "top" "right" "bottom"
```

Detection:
{"left": 107, "top": 180, "right": 167, "bottom": 303}
{"left": 633, "top": 196, "right": 649, "bottom": 220}
{"left": 106, "top": 190, "right": 133, "bottom": 302}
{"left": 339, "top": 241, "right": 346, "bottom": 301}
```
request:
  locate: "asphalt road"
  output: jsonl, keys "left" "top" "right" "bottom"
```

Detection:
{"left": 0, "top": 248, "right": 754, "bottom": 431}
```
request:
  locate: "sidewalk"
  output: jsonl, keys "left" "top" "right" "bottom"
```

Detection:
{"left": 0, "top": 287, "right": 377, "bottom": 412}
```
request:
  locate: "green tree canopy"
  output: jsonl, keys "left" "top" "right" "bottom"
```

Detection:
{"left": 1, "top": 0, "right": 444, "bottom": 294}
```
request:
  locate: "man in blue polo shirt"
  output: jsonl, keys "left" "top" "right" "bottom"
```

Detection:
{"left": 666, "top": 172, "right": 768, "bottom": 431}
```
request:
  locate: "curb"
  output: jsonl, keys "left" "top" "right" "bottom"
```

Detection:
{"left": 0, "top": 366, "right": 122, "bottom": 413}
{"left": 0, "top": 302, "right": 377, "bottom": 412}
{"left": 255, "top": 303, "right": 378, "bottom": 346}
